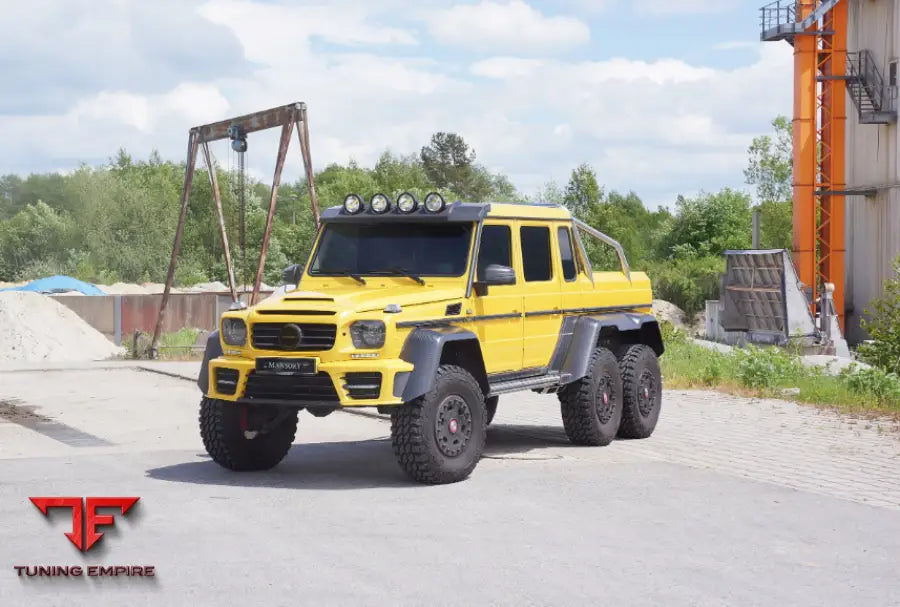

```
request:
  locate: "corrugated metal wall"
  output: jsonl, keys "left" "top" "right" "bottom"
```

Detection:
{"left": 845, "top": 0, "right": 900, "bottom": 342}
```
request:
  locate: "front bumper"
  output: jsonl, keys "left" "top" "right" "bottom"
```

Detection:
{"left": 207, "top": 357, "right": 413, "bottom": 407}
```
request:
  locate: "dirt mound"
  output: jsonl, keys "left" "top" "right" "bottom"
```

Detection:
{"left": 652, "top": 299, "right": 686, "bottom": 328}
{"left": 0, "top": 292, "right": 125, "bottom": 361}
{"left": 100, "top": 282, "right": 150, "bottom": 295}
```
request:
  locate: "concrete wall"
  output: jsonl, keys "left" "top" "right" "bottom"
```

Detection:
{"left": 845, "top": 0, "right": 900, "bottom": 342}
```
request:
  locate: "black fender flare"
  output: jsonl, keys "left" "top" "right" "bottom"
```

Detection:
{"left": 555, "top": 313, "right": 663, "bottom": 383}
{"left": 395, "top": 327, "right": 485, "bottom": 402}
{"left": 197, "top": 330, "right": 223, "bottom": 394}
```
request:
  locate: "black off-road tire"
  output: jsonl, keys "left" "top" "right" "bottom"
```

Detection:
{"left": 390, "top": 365, "right": 487, "bottom": 484}
{"left": 558, "top": 347, "right": 623, "bottom": 446}
{"left": 199, "top": 397, "right": 298, "bottom": 471}
{"left": 616, "top": 344, "right": 662, "bottom": 439}
{"left": 485, "top": 396, "right": 499, "bottom": 426}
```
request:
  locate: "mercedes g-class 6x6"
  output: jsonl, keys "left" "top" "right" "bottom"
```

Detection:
{"left": 197, "top": 192, "right": 664, "bottom": 484}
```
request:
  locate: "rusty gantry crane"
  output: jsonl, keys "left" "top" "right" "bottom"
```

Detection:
{"left": 150, "top": 102, "right": 320, "bottom": 358}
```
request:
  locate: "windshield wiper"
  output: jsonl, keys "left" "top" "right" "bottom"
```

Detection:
{"left": 372, "top": 267, "right": 426, "bottom": 285}
{"left": 317, "top": 268, "right": 367, "bottom": 285}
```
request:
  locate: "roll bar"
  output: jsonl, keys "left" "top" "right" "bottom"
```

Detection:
{"left": 572, "top": 218, "right": 632, "bottom": 283}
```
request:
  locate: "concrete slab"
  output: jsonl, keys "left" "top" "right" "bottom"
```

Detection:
{"left": 0, "top": 367, "right": 898, "bottom": 606}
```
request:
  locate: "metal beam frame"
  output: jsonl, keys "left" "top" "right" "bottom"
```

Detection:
{"left": 149, "top": 102, "right": 321, "bottom": 358}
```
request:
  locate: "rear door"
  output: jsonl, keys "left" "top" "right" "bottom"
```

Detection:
{"left": 472, "top": 223, "right": 524, "bottom": 373}
{"left": 519, "top": 222, "right": 563, "bottom": 369}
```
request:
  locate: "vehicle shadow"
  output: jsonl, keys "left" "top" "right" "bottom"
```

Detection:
{"left": 146, "top": 423, "right": 576, "bottom": 490}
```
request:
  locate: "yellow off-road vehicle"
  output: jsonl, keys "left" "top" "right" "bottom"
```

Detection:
{"left": 197, "top": 192, "right": 664, "bottom": 484}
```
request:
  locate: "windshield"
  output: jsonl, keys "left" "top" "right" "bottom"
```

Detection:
{"left": 309, "top": 222, "right": 474, "bottom": 277}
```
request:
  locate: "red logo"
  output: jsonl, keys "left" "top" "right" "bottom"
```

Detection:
{"left": 29, "top": 497, "right": 139, "bottom": 552}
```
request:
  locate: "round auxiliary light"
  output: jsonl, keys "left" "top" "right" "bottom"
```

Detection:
{"left": 397, "top": 192, "right": 418, "bottom": 213}
{"left": 343, "top": 193, "right": 364, "bottom": 214}
{"left": 424, "top": 192, "right": 446, "bottom": 213}
{"left": 370, "top": 193, "right": 391, "bottom": 214}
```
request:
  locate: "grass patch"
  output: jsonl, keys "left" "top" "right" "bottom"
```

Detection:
{"left": 126, "top": 328, "right": 203, "bottom": 360}
{"left": 659, "top": 323, "right": 900, "bottom": 419}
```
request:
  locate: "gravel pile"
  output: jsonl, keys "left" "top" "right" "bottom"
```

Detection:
{"left": 652, "top": 299, "right": 687, "bottom": 328}
{"left": 0, "top": 292, "right": 124, "bottom": 361}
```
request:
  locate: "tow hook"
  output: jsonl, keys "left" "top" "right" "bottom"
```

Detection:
{"left": 243, "top": 407, "right": 295, "bottom": 440}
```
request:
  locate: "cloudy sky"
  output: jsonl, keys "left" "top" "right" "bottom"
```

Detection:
{"left": 0, "top": 0, "right": 792, "bottom": 208}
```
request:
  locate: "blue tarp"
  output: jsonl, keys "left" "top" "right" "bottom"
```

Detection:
{"left": 0, "top": 275, "right": 105, "bottom": 296}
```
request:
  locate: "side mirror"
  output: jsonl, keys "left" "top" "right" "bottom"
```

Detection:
{"left": 282, "top": 264, "right": 302, "bottom": 286}
{"left": 481, "top": 264, "right": 516, "bottom": 285}
{"left": 475, "top": 264, "right": 515, "bottom": 295}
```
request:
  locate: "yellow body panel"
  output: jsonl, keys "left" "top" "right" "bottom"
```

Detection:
{"left": 210, "top": 204, "right": 654, "bottom": 408}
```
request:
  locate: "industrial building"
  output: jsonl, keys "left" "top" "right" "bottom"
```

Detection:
{"left": 762, "top": 0, "right": 900, "bottom": 343}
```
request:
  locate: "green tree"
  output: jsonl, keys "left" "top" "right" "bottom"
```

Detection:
{"left": 858, "top": 254, "right": 900, "bottom": 374}
{"left": 563, "top": 163, "right": 601, "bottom": 217}
{"left": 420, "top": 132, "right": 477, "bottom": 197}
{"left": 745, "top": 116, "right": 793, "bottom": 250}
{"left": 745, "top": 116, "right": 792, "bottom": 203}
{"left": 660, "top": 189, "right": 753, "bottom": 259}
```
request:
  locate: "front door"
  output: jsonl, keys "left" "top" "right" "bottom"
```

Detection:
{"left": 471, "top": 223, "right": 523, "bottom": 374}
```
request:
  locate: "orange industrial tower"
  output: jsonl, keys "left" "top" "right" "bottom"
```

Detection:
{"left": 761, "top": 0, "right": 848, "bottom": 329}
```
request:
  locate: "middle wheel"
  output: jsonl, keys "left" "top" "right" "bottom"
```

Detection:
{"left": 558, "top": 347, "right": 623, "bottom": 446}
{"left": 390, "top": 364, "right": 487, "bottom": 484}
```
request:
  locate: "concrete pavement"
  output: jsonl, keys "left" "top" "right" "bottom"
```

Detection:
{"left": 0, "top": 363, "right": 898, "bottom": 606}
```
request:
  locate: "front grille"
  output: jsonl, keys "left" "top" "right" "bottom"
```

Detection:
{"left": 343, "top": 372, "right": 382, "bottom": 400}
{"left": 251, "top": 322, "right": 337, "bottom": 351}
{"left": 215, "top": 368, "right": 239, "bottom": 395}
{"left": 243, "top": 372, "right": 339, "bottom": 403}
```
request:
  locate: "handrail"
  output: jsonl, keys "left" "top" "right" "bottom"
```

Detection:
{"left": 572, "top": 218, "right": 631, "bottom": 283}
{"left": 847, "top": 50, "right": 896, "bottom": 115}
{"left": 759, "top": 0, "right": 796, "bottom": 34}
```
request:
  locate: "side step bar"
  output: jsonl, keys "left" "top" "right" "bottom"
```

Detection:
{"left": 488, "top": 372, "right": 571, "bottom": 396}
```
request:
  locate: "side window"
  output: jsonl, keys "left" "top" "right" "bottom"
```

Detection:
{"left": 557, "top": 227, "right": 577, "bottom": 281}
{"left": 520, "top": 226, "right": 552, "bottom": 282}
{"left": 477, "top": 225, "right": 513, "bottom": 281}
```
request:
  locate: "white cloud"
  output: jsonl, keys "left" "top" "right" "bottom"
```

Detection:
{"left": 713, "top": 41, "right": 758, "bottom": 51}
{"left": 631, "top": 0, "right": 744, "bottom": 15}
{"left": 0, "top": 0, "right": 793, "bottom": 210}
{"left": 428, "top": 0, "right": 590, "bottom": 53}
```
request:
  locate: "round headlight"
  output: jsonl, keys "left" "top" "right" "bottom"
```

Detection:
{"left": 350, "top": 320, "right": 386, "bottom": 349}
{"left": 397, "top": 192, "right": 418, "bottom": 213}
{"left": 222, "top": 318, "right": 247, "bottom": 346}
{"left": 424, "top": 192, "right": 445, "bottom": 213}
{"left": 343, "top": 194, "right": 363, "bottom": 214}
{"left": 370, "top": 193, "right": 391, "bottom": 214}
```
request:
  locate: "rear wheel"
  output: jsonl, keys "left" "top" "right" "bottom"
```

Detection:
{"left": 391, "top": 365, "right": 487, "bottom": 484}
{"left": 485, "top": 396, "right": 499, "bottom": 426}
{"left": 617, "top": 344, "right": 662, "bottom": 439}
{"left": 199, "top": 398, "right": 298, "bottom": 471}
{"left": 558, "top": 347, "right": 623, "bottom": 446}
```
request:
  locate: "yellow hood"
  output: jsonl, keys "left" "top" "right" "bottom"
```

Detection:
{"left": 253, "top": 286, "right": 464, "bottom": 315}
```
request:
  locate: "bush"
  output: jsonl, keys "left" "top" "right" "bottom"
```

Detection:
{"left": 647, "top": 255, "right": 724, "bottom": 318}
{"left": 839, "top": 365, "right": 900, "bottom": 406}
{"left": 733, "top": 345, "right": 804, "bottom": 389}
{"left": 858, "top": 254, "right": 900, "bottom": 374}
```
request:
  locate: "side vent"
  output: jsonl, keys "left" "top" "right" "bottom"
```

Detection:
{"left": 445, "top": 302, "right": 462, "bottom": 316}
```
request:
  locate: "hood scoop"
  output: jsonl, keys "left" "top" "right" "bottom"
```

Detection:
{"left": 284, "top": 296, "right": 335, "bottom": 302}
{"left": 256, "top": 309, "right": 335, "bottom": 316}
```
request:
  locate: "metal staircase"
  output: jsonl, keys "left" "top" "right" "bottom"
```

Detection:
{"left": 846, "top": 51, "right": 897, "bottom": 124}
{"left": 760, "top": 0, "right": 840, "bottom": 43}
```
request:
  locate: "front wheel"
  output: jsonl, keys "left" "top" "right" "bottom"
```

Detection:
{"left": 199, "top": 398, "right": 298, "bottom": 471}
{"left": 390, "top": 365, "right": 487, "bottom": 484}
